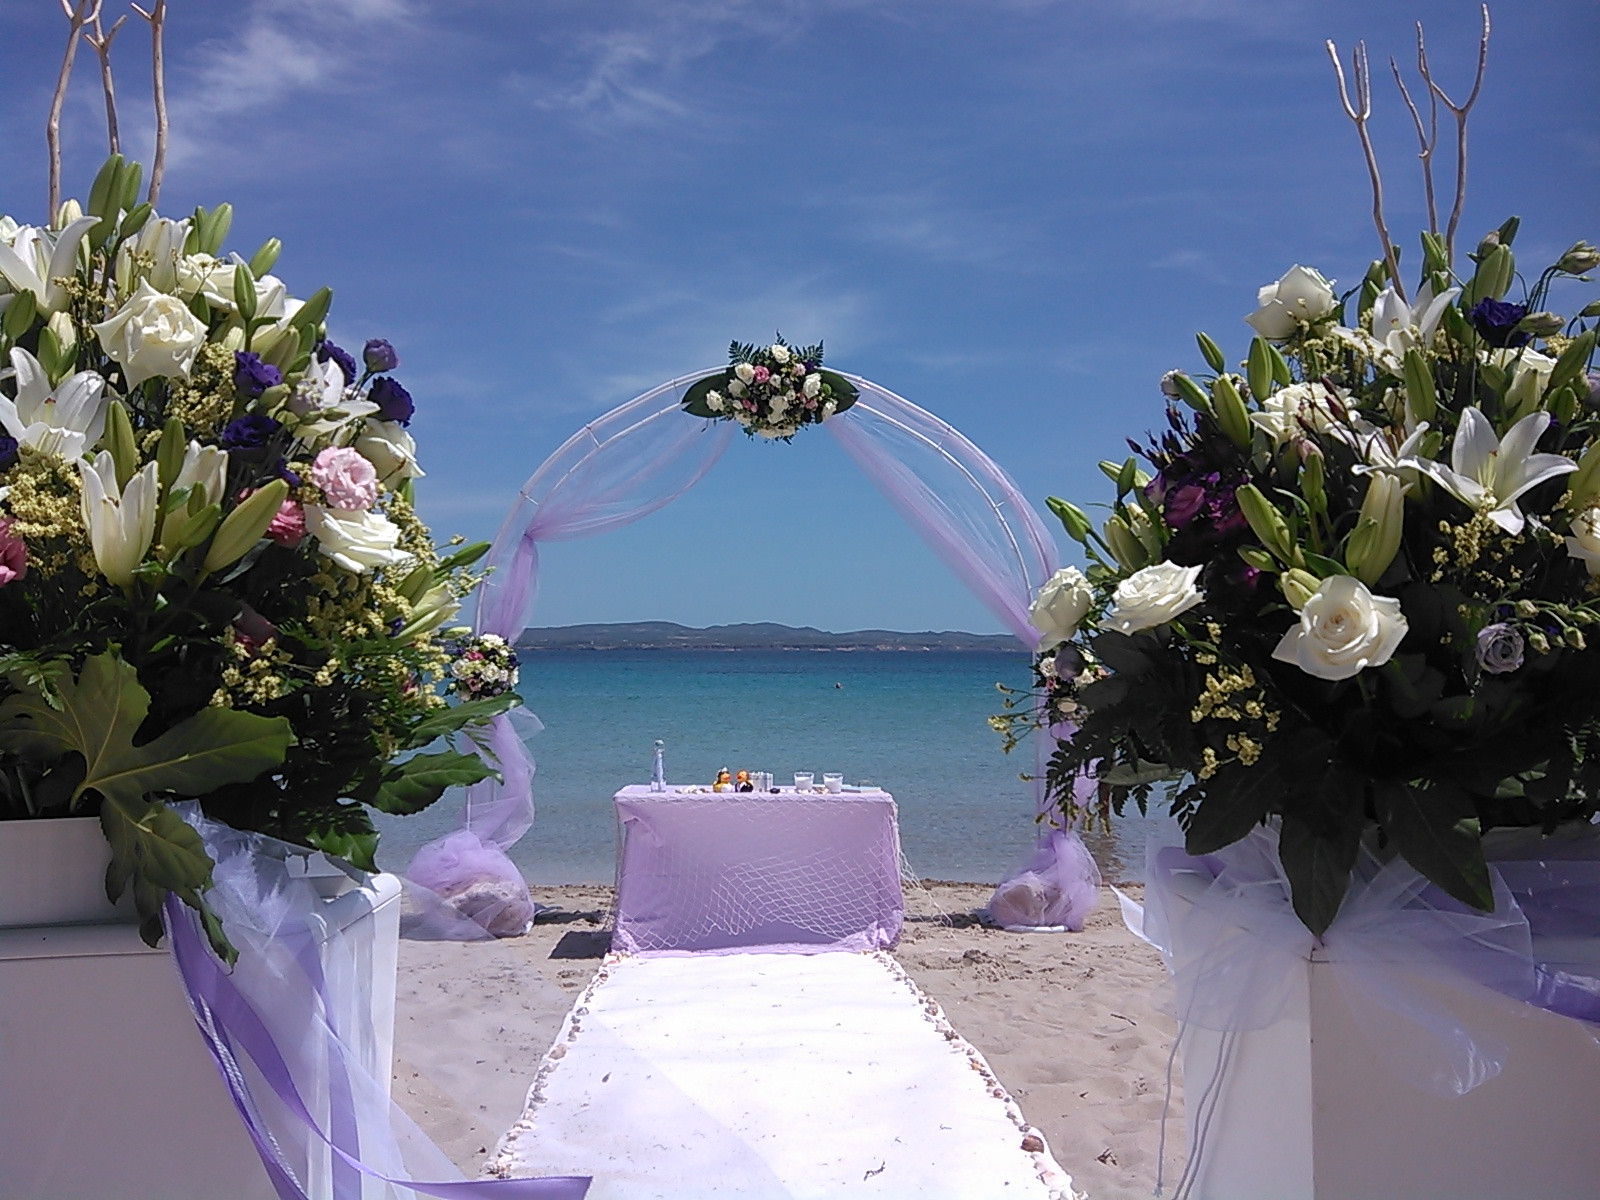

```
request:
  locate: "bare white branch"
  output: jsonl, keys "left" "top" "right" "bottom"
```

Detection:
{"left": 132, "top": 0, "right": 169, "bottom": 205}
{"left": 84, "top": 11, "right": 128, "bottom": 156}
{"left": 1327, "top": 39, "right": 1404, "bottom": 300}
{"left": 1417, "top": 5, "right": 1491, "bottom": 263}
{"left": 1392, "top": 40, "right": 1439, "bottom": 237}
{"left": 48, "top": 0, "right": 103, "bottom": 215}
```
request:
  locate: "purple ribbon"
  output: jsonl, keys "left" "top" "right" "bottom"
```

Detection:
{"left": 167, "top": 897, "right": 590, "bottom": 1199}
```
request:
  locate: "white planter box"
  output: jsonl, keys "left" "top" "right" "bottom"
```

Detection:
{"left": 0, "top": 819, "right": 399, "bottom": 1200}
{"left": 1167, "top": 871, "right": 1600, "bottom": 1200}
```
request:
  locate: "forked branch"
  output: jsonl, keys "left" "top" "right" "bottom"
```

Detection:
{"left": 1418, "top": 5, "right": 1491, "bottom": 263}
{"left": 132, "top": 0, "right": 169, "bottom": 205}
{"left": 1327, "top": 38, "right": 1404, "bottom": 300}
{"left": 1392, "top": 39, "right": 1439, "bottom": 237}
{"left": 48, "top": 0, "right": 103, "bottom": 215}
{"left": 84, "top": 10, "right": 129, "bottom": 155}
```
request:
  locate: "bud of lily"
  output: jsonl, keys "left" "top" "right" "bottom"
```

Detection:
{"left": 102, "top": 400, "right": 139, "bottom": 491}
{"left": 1517, "top": 311, "right": 1566, "bottom": 339}
{"left": 1211, "top": 374, "right": 1252, "bottom": 449}
{"left": 2, "top": 290, "right": 38, "bottom": 340}
{"left": 1300, "top": 447, "right": 1326, "bottom": 515}
{"left": 45, "top": 311, "right": 77, "bottom": 358}
{"left": 1103, "top": 513, "right": 1149, "bottom": 572}
{"left": 1402, "top": 348, "right": 1438, "bottom": 425}
{"left": 395, "top": 562, "right": 436, "bottom": 605}
{"left": 1568, "top": 441, "right": 1600, "bottom": 512}
{"left": 1047, "top": 498, "right": 1093, "bottom": 543}
{"left": 249, "top": 238, "right": 283, "bottom": 276}
{"left": 1195, "top": 332, "right": 1226, "bottom": 373}
{"left": 1466, "top": 244, "right": 1515, "bottom": 306}
{"left": 1128, "top": 505, "right": 1163, "bottom": 557}
{"left": 1279, "top": 567, "right": 1321, "bottom": 611}
{"left": 1167, "top": 372, "right": 1213, "bottom": 415}
{"left": 1235, "top": 483, "right": 1297, "bottom": 566}
{"left": 1247, "top": 338, "right": 1275, "bottom": 406}
{"left": 395, "top": 583, "right": 460, "bottom": 644}
{"left": 1346, "top": 473, "right": 1409, "bottom": 584}
{"left": 1238, "top": 546, "right": 1277, "bottom": 572}
{"left": 156, "top": 418, "right": 187, "bottom": 493}
{"left": 1557, "top": 241, "right": 1600, "bottom": 275}
{"left": 203, "top": 479, "right": 289, "bottom": 574}
{"left": 174, "top": 503, "right": 222, "bottom": 551}
{"left": 1504, "top": 364, "right": 1545, "bottom": 423}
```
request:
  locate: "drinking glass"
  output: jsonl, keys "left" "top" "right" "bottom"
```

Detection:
{"left": 793, "top": 772, "right": 814, "bottom": 792}
{"left": 823, "top": 773, "right": 845, "bottom": 793}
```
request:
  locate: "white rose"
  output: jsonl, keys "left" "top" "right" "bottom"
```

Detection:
{"left": 734, "top": 362, "right": 755, "bottom": 384}
{"left": 1246, "top": 264, "right": 1337, "bottom": 341}
{"left": 91, "top": 278, "right": 207, "bottom": 386}
{"left": 706, "top": 391, "right": 725, "bottom": 412}
{"left": 770, "top": 344, "right": 790, "bottom": 364}
{"left": 1029, "top": 566, "right": 1093, "bottom": 649}
{"left": 355, "top": 419, "right": 426, "bottom": 485}
{"left": 1250, "top": 380, "right": 1348, "bottom": 444}
{"left": 727, "top": 378, "right": 746, "bottom": 397}
{"left": 821, "top": 398, "right": 837, "bottom": 418}
{"left": 1566, "top": 507, "right": 1600, "bottom": 576}
{"left": 304, "top": 505, "right": 409, "bottom": 574}
{"left": 1272, "top": 574, "right": 1407, "bottom": 681}
{"left": 803, "top": 372, "right": 822, "bottom": 398}
{"left": 1104, "top": 562, "right": 1203, "bottom": 634}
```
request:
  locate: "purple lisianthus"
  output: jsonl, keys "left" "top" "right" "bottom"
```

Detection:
{"left": 1585, "top": 370, "right": 1600, "bottom": 410}
{"left": 0, "top": 435, "right": 17, "bottom": 470}
{"left": 233, "top": 351, "right": 283, "bottom": 399}
{"left": 221, "top": 413, "right": 283, "bottom": 452}
{"left": 317, "top": 340, "right": 359, "bottom": 385}
{"left": 369, "top": 376, "right": 414, "bottom": 424}
{"left": 1149, "top": 453, "right": 1250, "bottom": 564}
{"left": 363, "top": 338, "right": 399, "bottom": 373}
{"left": 1476, "top": 623, "right": 1525, "bottom": 675}
{"left": 271, "top": 457, "right": 302, "bottom": 488}
{"left": 1468, "top": 298, "right": 1530, "bottom": 349}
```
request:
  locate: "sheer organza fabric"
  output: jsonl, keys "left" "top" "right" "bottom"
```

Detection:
{"left": 411, "top": 372, "right": 1087, "bottom": 938}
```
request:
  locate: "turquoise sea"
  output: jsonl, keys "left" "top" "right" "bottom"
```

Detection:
{"left": 373, "top": 650, "right": 1170, "bottom": 887}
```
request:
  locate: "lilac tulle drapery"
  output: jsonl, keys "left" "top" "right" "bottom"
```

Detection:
{"left": 167, "top": 810, "right": 590, "bottom": 1199}
{"left": 408, "top": 371, "right": 1092, "bottom": 937}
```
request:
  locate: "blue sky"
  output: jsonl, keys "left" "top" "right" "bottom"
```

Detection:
{"left": 2, "top": 0, "right": 1595, "bottom": 633}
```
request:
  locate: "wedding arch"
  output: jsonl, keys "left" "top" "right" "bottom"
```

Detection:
{"left": 410, "top": 367, "right": 1088, "bottom": 936}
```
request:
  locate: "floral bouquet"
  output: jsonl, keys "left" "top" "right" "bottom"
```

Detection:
{"left": 447, "top": 632, "right": 520, "bottom": 699}
{"left": 0, "top": 155, "right": 515, "bottom": 952}
{"left": 1015, "top": 24, "right": 1600, "bottom": 936}
{"left": 682, "top": 337, "right": 858, "bottom": 439}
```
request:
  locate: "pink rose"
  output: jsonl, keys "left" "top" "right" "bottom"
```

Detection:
{"left": 311, "top": 447, "right": 378, "bottom": 511}
{"left": 266, "top": 498, "right": 307, "bottom": 547}
{"left": 0, "top": 519, "right": 27, "bottom": 586}
{"left": 752, "top": 366, "right": 771, "bottom": 383}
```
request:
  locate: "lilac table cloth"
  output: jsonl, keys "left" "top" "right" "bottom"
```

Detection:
{"left": 611, "top": 786, "right": 905, "bottom": 955}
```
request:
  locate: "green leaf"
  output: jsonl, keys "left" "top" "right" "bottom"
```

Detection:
{"left": 1185, "top": 774, "right": 1273, "bottom": 854}
{"left": 1278, "top": 809, "right": 1361, "bottom": 937}
{"left": 1374, "top": 779, "right": 1494, "bottom": 912}
{"left": 0, "top": 652, "right": 294, "bottom": 808}
{"left": 404, "top": 692, "right": 522, "bottom": 748}
{"left": 818, "top": 370, "right": 859, "bottom": 414}
{"left": 1098, "top": 757, "right": 1179, "bottom": 787}
{"left": 681, "top": 371, "right": 732, "bottom": 418}
{"left": 372, "top": 751, "right": 496, "bottom": 815}
{"left": 100, "top": 794, "right": 218, "bottom": 950}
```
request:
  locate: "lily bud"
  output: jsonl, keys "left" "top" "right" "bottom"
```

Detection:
{"left": 1346, "top": 473, "right": 1409, "bottom": 585}
{"left": 1568, "top": 441, "right": 1600, "bottom": 512}
{"left": 395, "top": 583, "right": 461, "bottom": 644}
{"left": 1516, "top": 311, "right": 1565, "bottom": 339}
{"left": 1195, "top": 332, "right": 1226, "bottom": 373}
{"left": 249, "top": 238, "right": 283, "bottom": 276}
{"left": 45, "top": 310, "right": 77, "bottom": 358}
{"left": 156, "top": 418, "right": 188, "bottom": 494}
{"left": 1211, "top": 374, "right": 1252, "bottom": 449}
{"left": 1237, "top": 546, "right": 1277, "bottom": 572}
{"left": 1557, "top": 241, "right": 1600, "bottom": 275}
{"left": 1047, "top": 498, "right": 1093, "bottom": 543}
{"left": 1300, "top": 446, "right": 1326, "bottom": 514}
{"left": 1246, "top": 338, "right": 1274, "bottom": 406}
{"left": 1402, "top": 348, "right": 1438, "bottom": 425}
{"left": 102, "top": 400, "right": 139, "bottom": 491}
{"left": 1235, "top": 483, "right": 1296, "bottom": 565}
{"left": 1103, "top": 513, "right": 1149, "bottom": 572}
{"left": 1465, "top": 244, "right": 1515, "bottom": 305}
{"left": 395, "top": 562, "right": 435, "bottom": 605}
{"left": 1167, "top": 372, "right": 1212, "bottom": 415}
{"left": 1279, "top": 567, "right": 1321, "bottom": 611}
{"left": 1504, "top": 364, "right": 1544, "bottom": 423}
{"left": 204, "top": 479, "right": 289, "bottom": 574}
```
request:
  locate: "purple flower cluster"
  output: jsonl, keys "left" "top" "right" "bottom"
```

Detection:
{"left": 317, "top": 340, "right": 359, "bottom": 385}
{"left": 1147, "top": 452, "right": 1250, "bottom": 565}
{"left": 1468, "top": 298, "right": 1530, "bottom": 349}
{"left": 369, "top": 377, "right": 414, "bottom": 425}
{"left": 363, "top": 338, "right": 399, "bottom": 373}
{"left": 221, "top": 413, "right": 283, "bottom": 451}
{"left": 1476, "top": 623, "right": 1525, "bottom": 674}
{"left": 233, "top": 351, "right": 283, "bottom": 399}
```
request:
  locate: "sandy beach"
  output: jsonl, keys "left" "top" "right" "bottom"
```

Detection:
{"left": 392, "top": 880, "right": 1186, "bottom": 1200}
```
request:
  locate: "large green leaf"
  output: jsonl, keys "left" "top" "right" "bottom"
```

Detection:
{"left": 0, "top": 651, "right": 294, "bottom": 809}
{"left": 100, "top": 795, "right": 220, "bottom": 953}
{"left": 404, "top": 691, "right": 522, "bottom": 748}
{"left": 1278, "top": 809, "right": 1363, "bottom": 938}
{"left": 372, "top": 750, "right": 496, "bottom": 815}
{"left": 1375, "top": 778, "right": 1494, "bottom": 912}
{"left": 818, "top": 370, "right": 859, "bottom": 414}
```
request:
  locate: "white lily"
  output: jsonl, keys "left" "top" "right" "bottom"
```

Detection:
{"left": 1417, "top": 407, "right": 1576, "bottom": 535}
{"left": 79, "top": 453, "right": 160, "bottom": 587}
{"left": 1371, "top": 281, "right": 1460, "bottom": 360}
{"left": 160, "top": 441, "right": 230, "bottom": 546}
{"left": 0, "top": 348, "right": 109, "bottom": 460}
{"left": 287, "top": 355, "right": 377, "bottom": 437}
{"left": 0, "top": 216, "right": 98, "bottom": 315}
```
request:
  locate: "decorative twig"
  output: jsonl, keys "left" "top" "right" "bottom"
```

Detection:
{"left": 84, "top": 10, "right": 128, "bottom": 155}
{"left": 48, "top": 0, "right": 103, "bottom": 216}
{"left": 1417, "top": 5, "right": 1491, "bottom": 264}
{"left": 1327, "top": 38, "right": 1404, "bottom": 301}
{"left": 132, "top": 0, "right": 168, "bottom": 205}
{"left": 1391, "top": 39, "right": 1439, "bottom": 238}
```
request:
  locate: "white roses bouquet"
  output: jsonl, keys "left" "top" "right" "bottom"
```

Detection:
{"left": 682, "top": 337, "right": 858, "bottom": 440}
{"left": 1008, "top": 28, "right": 1600, "bottom": 932}
{"left": 0, "top": 155, "right": 516, "bottom": 952}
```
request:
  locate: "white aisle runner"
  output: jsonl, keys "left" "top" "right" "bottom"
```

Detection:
{"left": 486, "top": 951, "right": 1081, "bottom": 1199}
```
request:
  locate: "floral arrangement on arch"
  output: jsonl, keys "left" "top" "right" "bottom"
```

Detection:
{"left": 0, "top": 154, "right": 516, "bottom": 952}
{"left": 682, "top": 338, "right": 858, "bottom": 440}
{"left": 1008, "top": 12, "right": 1600, "bottom": 936}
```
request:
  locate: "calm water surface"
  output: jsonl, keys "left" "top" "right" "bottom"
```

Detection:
{"left": 374, "top": 650, "right": 1172, "bottom": 886}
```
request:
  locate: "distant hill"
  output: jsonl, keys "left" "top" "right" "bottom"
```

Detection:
{"left": 516, "top": 621, "right": 1021, "bottom": 652}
